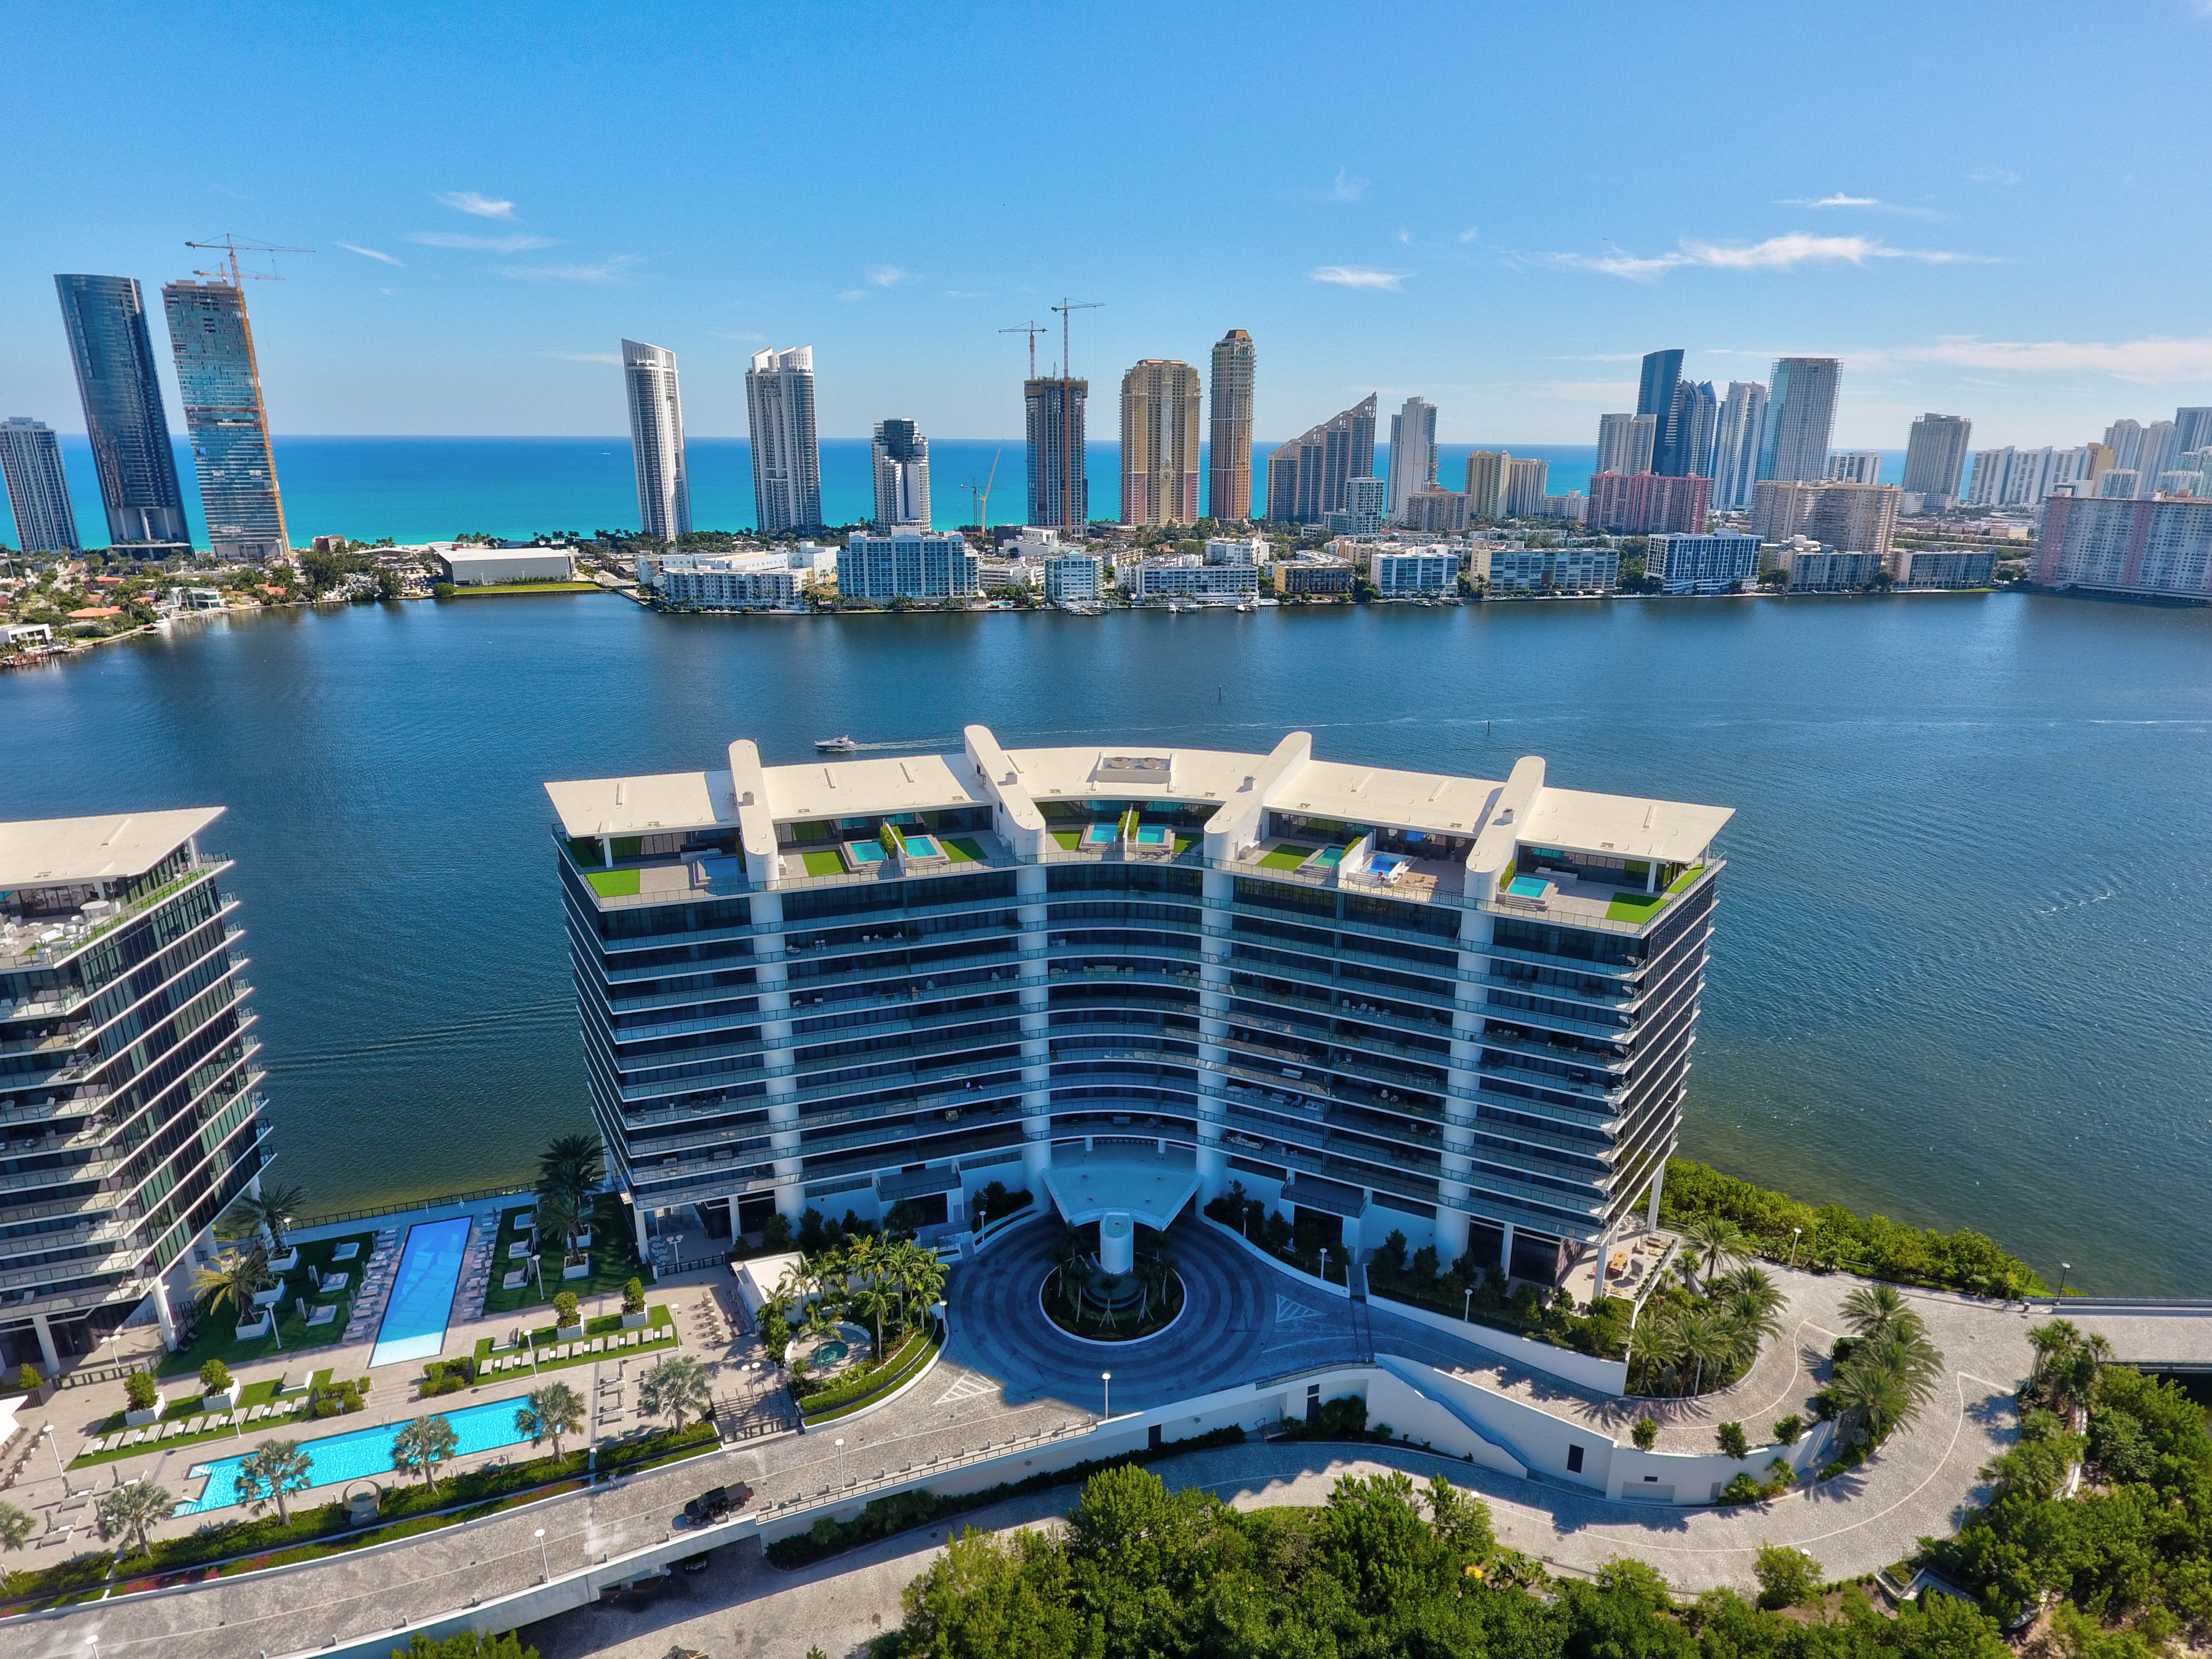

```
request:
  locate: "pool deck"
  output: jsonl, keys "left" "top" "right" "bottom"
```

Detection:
{"left": 367, "top": 1215, "right": 475, "bottom": 1369}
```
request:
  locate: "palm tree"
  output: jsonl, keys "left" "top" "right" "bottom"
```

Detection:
{"left": 392, "top": 1415, "right": 459, "bottom": 1492}
{"left": 1715, "top": 1266, "right": 1785, "bottom": 1363}
{"left": 535, "top": 1132, "right": 604, "bottom": 1206}
{"left": 1679, "top": 1216, "right": 1752, "bottom": 1288}
{"left": 515, "top": 1381, "right": 585, "bottom": 1461}
{"left": 1629, "top": 1304, "right": 1687, "bottom": 1396}
{"left": 1676, "top": 1307, "right": 1736, "bottom": 1396}
{"left": 235, "top": 1438, "right": 314, "bottom": 1524}
{"left": 638, "top": 1353, "right": 714, "bottom": 1433}
{"left": 1831, "top": 1325, "right": 1946, "bottom": 1448}
{"left": 193, "top": 1245, "right": 275, "bottom": 1325}
{"left": 852, "top": 1280, "right": 894, "bottom": 1352}
{"left": 97, "top": 1480, "right": 174, "bottom": 1558}
{"left": 534, "top": 1189, "right": 584, "bottom": 1257}
{"left": 231, "top": 1181, "right": 309, "bottom": 1253}
{"left": 0, "top": 1500, "right": 33, "bottom": 1553}
{"left": 901, "top": 1240, "right": 947, "bottom": 1322}
{"left": 1839, "top": 1283, "right": 1920, "bottom": 1345}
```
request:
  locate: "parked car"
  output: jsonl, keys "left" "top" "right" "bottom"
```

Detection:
{"left": 682, "top": 1482, "right": 753, "bottom": 1526}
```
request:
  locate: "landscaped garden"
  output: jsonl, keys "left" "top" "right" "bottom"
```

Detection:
{"left": 68, "top": 1365, "right": 373, "bottom": 1470}
{"left": 472, "top": 1291, "right": 678, "bottom": 1379}
{"left": 156, "top": 1182, "right": 371, "bottom": 1377}
{"left": 753, "top": 1217, "right": 947, "bottom": 1422}
{"left": 480, "top": 1137, "right": 645, "bottom": 1317}
{"left": 1041, "top": 1219, "right": 1185, "bottom": 1341}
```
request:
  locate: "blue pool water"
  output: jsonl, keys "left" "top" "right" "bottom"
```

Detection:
{"left": 1082, "top": 823, "right": 1117, "bottom": 845}
{"left": 179, "top": 1393, "right": 538, "bottom": 1515}
{"left": 1135, "top": 826, "right": 1169, "bottom": 846}
{"left": 368, "top": 1216, "right": 472, "bottom": 1368}
{"left": 1311, "top": 846, "right": 1344, "bottom": 867}
{"left": 1506, "top": 875, "right": 1550, "bottom": 898}
{"left": 812, "top": 1340, "right": 849, "bottom": 1366}
{"left": 904, "top": 834, "right": 942, "bottom": 857}
{"left": 848, "top": 840, "right": 888, "bottom": 863}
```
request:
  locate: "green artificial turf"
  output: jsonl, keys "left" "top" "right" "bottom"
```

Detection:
{"left": 1259, "top": 845, "right": 1318, "bottom": 870}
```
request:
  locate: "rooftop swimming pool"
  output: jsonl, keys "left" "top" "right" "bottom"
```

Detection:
{"left": 904, "top": 833, "right": 943, "bottom": 857}
{"left": 1134, "top": 826, "right": 1170, "bottom": 846}
{"left": 1506, "top": 875, "right": 1551, "bottom": 898}
{"left": 1082, "top": 823, "right": 1117, "bottom": 846}
{"left": 1308, "top": 845, "right": 1345, "bottom": 868}
{"left": 179, "top": 1393, "right": 536, "bottom": 1515}
{"left": 847, "top": 840, "right": 888, "bottom": 863}
{"left": 367, "top": 1215, "right": 471, "bottom": 1368}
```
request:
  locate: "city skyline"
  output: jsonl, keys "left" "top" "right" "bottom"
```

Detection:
{"left": 7, "top": 3, "right": 2212, "bottom": 451}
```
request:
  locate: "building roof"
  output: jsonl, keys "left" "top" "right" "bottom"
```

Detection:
{"left": 0, "top": 807, "right": 225, "bottom": 887}
{"left": 544, "top": 771, "right": 737, "bottom": 839}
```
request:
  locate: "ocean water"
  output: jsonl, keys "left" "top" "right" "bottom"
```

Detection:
{"left": 1, "top": 592, "right": 2206, "bottom": 1292}
{"left": 29, "top": 436, "right": 1613, "bottom": 549}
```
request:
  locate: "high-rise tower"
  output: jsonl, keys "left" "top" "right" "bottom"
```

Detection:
{"left": 746, "top": 347, "right": 822, "bottom": 534}
{"left": 1637, "top": 348, "right": 1685, "bottom": 473}
{"left": 1710, "top": 382, "right": 1769, "bottom": 510}
{"left": 1024, "top": 377, "right": 1088, "bottom": 529}
{"left": 55, "top": 275, "right": 189, "bottom": 548}
{"left": 1386, "top": 396, "right": 1438, "bottom": 524}
{"left": 1264, "top": 395, "right": 1376, "bottom": 522}
{"left": 622, "top": 340, "right": 691, "bottom": 543}
{"left": 871, "top": 418, "right": 932, "bottom": 528}
{"left": 1119, "top": 360, "right": 1202, "bottom": 526}
{"left": 1669, "top": 381, "right": 1719, "bottom": 480}
{"left": 0, "top": 418, "right": 80, "bottom": 553}
{"left": 162, "top": 278, "right": 289, "bottom": 561}
{"left": 1901, "top": 413, "right": 1972, "bottom": 510}
{"left": 1207, "top": 329, "right": 1255, "bottom": 520}
{"left": 1757, "top": 358, "right": 1841, "bottom": 483}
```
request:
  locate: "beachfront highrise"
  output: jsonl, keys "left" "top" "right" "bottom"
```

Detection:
{"left": 1464, "top": 451, "right": 1510, "bottom": 519}
{"left": 1208, "top": 330, "right": 1255, "bottom": 520}
{"left": 1635, "top": 348, "right": 1683, "bottom": 473}
{"left": 1119, "top": 359, "right": 1202, "bottom": 526}
{"left": 1901, "top": 413, "right": 1972, "bottom": 511}
{"left": 55, "top": 275, "right": 190, "bottom": 549}
{"left": 1264, "top": 395, "right": 1377, "bottom": 523}
{"left": 1387, "top": 397, "right": 1438, "bottom": 525}
{"left": 1710, "top": 382, "right": 1768, "bottom": 511}
{"left": 0, "top": 417, "right": 80, "bottom": 553}
{"left": 0, "top": 809, "right": 267, "bottom": 1371}
{"left": 1595, "top": 413, "right": 1657, "bottom": 477}
{"left": 545, "top": 729, "right": 1729, "bottom": 1285}
{"left": 746, "top": 347, "right": 823, "bottom": 534}
{"left": 622, "top": 340, "right": 691, "bottom": 543}
{"left": 161, "top": 278, "right": 289, "bottom": 561}
{"left": 1025, "top": 376, "right": 1088, "bottom": 529}
{"left": 1757, "top": 358, "right": 1841, "bottom": 485}
{"left": 871, "top": 418, "right": 932, "bottom": 529}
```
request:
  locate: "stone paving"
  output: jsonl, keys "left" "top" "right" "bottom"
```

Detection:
{"left": 2, "top": 1208, "right": 2068, "bottom": 1658}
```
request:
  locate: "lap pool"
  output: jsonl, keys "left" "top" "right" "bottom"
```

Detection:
{"left": 367, "top": 1215, "right": 472, "bottom": 1369}
{"left": 179, "top": 1393, "right": 536, "bottom": 1515}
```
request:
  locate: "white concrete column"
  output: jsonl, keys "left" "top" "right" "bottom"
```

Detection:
{"left": 1645, "top": 1166, "right": 1664, "bottom": 1231}
{"left": 1498, "top": 1221, "right": 1517, "bottom": 1280}
{"left": 1194, "top": 867, "right": 1235, "bottom": 1204}
{"left": 629, "top": 1197, "right": 651, "bottom": 1260}
{"left": 1099, "top": 1213, "right": 1134, "bottom": 1276}
{"left": 1016, "top": 865, "right": 1053, "bottom": 1180}
{"left": 150, "top": 1276, "right": 179, "bottom": 1351}
{"left": 750, "top": 890, "right": 805, "bottom": 1222}
{"left": 1438, "top": 903, "right": 1487, "bottom": 1273}
{"left": 31, "top": 1313, "right": 60, "bottom": 1374}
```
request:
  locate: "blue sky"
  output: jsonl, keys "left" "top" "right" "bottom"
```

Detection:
{"left": 8, "top": 1, "right": 2212, "bottom": 448}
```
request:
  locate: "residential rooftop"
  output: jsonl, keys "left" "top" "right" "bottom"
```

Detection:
{"left": 0, "top": 807, "right": 224, "bottom": 889}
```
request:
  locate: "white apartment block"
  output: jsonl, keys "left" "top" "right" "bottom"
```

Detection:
{"left": 1205, "top": 536, "right": 1269, "bottom": 565}
{"left": 1372, "top": 547, "right": 1459, "bottom": 596}
{"left": 544, "top": 729, "right": 1731, "bottom": 1285}
{"left": 1043, "top": 552, "right": 1102, "bottom": 603}
{"left": 1644, "top": 532, "right": 1761, "bottom": 595}
{"left": 839, "top": 531, "right": 978, "bottom": 601}
{"left": 1889, "top": 548, "right": 1997, "bottom": 589}
{"left": 1480, "top": 545, "right": 1619, "bottom": 592}
{"left": 1130, "top": 556, "right": 1260, "bottom": 602}
{"left": 655, "top": 552, "right": 801, "bottom": 609}
{"left": 1777, "top": 549, "right": 1886, "bottom": 591}
{"left": 1823, "top": 451, "right": 1884, "bottom": 485}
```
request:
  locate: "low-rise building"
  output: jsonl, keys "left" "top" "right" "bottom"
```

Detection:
{"left": 656, "top": 552, "right": 801, "bottom": 609}
{"left": 436, "top": 546, "right": 577, "bottom": 585}
{"left": 1398, "top": 488, "right": 1470, "bottom": 534}
{"left": 1372, "top": 547, "right": 1458, "bottom": 596}
{"left": 1645, "top": 531, "right": 1761, "bottom": 595}
{"left": 1536, "top": 492, "right": 1587, "bottom": 523}
{"left": 1889, "top": 548, "right": 1997, "bottom": 589}
{"left": 1205, "top": 535, "right": 1268, "bottom": 564}
{"left": 1777, "top": 548, "right": 1886, "bottom": 591}
{"left": 1, "top": 621, "right": 54, "bottom": 646}
{"left": 1130, "top": 555, "right": 1259, "bottom": 602}
{"left": 839, "top": 530, "right": 979, "bottom": 601}
{"left": 1480, "top": 545, "right": 1619, "bottom": 593}
{"left": 1043, "top": 552, "right": 1103, "bottom": 603}
{"left": 1322, "top": 476, "right": 1387, "bottom": 536}
{"left": 1273, "top": 555, "right": 1354, "bottom": 597}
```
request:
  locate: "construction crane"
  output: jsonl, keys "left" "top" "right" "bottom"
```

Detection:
{"left": 1050, "top": 298, "right": 1103, "bottom": 381}
{"left": 185, "top": 235, "right": 315, "bottom": 285}
{"left": 963, "top": 448, "right": 1003, "bottom": 534}
{"left": 999, "top": 322, "right": 1049, "bottom": 381}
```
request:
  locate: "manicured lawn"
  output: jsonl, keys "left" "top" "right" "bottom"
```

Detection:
{"left": 1666, "top": 863, "right": 1704, "bottom": 895}
{"left": 1051, "top": 830, "right": 1082, "bottom": 850}
{"left": 472, "top": 1304, "right": 677, "bottom": 1378}
{"left": 1174, "top": 832, "right": 1199, "bottom": 854}
{"left": 155, "top": 1232, "right": 375, "bottom": 1378}
{"left": 1259, "top": 845, "right": 1317, "bottom": 870}
{"left": 587, "top": 868, "right": 640, "bottom": 898}
{"left": 480, "top": 1194, "right": 644, "bottom": 1318}
{"left": 944, "top": 836, "right": 987, "bottom": 863}
{"left": 801, "top": 848, "right": 846, "bottom": 876}
{"left": 1605, "top": 890, "right": 1668, "bottom": 923}
{"left": 73, "top": 1367, "right": 370, "bottom": 1469}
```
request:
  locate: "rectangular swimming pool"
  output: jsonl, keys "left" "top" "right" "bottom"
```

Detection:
{"left": 1134, "top": 826, "right": 1169, "bottom": 846}
{"left": 846, "top": 840, "right": 888, "bottom": 864}
{"left": 1506, "top": 875, "right": 1551, "bottom": 898}
{"left": 368, "top": 1215, "right": 472, "bottom": 1369}
{"left": 904, "top": 833, "right": 943, "bottom": 857}
{"left": 179, "top": 1392, "right": 537, "bottom": 1515}
{"left": 1081, "top": 823, "right": 1117, "bottom": 846}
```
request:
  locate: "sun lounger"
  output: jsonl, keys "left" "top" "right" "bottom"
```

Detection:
{"left": 590, "top": 1337, "right": 605, "bottom": 1353}
{"left": 185, "top": 1415, "right": 206, "bottom": 1433}
{"left": 85, "top": 1435, "right": 109, "bottom": 1454}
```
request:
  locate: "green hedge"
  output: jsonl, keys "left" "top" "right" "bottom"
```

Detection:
{"left": 765, "top": 1426, "right": 1247, "bottom": 1568}
{"left": 1660, "top": 1158, "right": 2046, "bottom": 1297}
{"left": 799, "top": 1329, "right": 936, "bottom": 1420}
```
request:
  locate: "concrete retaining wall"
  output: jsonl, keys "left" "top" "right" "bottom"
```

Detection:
{"left": 1367, "top": 1291, "right": 1632, "bottom": 1394}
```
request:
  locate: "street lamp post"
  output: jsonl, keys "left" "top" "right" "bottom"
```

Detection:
{"left": 41, "top": 1424, "right": 66, "bottom": 1485}
{"left": 2057, "top": 1262, "right": 2071, "bottom": 1299}
{"left": 1462, "top": 1287, "right": 1472, "bottom": 1324}
{"left": 534, "top": 1526, "right": 550, "bottom": 1583}
{"left": 835, "top": 1438, "right": 845, "bottom": 1483}
{"left": 1101, "top": 1370, "right": 1111, "bottom": 1419}
{"left": 1789, "top": 1227, "right": 1801, "bottom": 1270}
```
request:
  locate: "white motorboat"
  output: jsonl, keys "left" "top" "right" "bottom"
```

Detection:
{"left": 814, "top": 735, "right": 858, "bottom": 753}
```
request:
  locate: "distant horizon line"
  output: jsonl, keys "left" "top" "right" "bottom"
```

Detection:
{"left": 53, "top": 432, "right": 1642, "bottom": 450}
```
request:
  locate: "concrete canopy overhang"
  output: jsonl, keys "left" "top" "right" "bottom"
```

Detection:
{"left": 1043, "top": 1144, "right": 1203, "bottom": 1233}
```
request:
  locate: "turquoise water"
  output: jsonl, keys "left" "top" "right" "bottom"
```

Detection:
{"left": 1507, "top": 876, "right": 1550, "bottom": 898}
{"left": 1135, "top": 826, "right": 1169, "bottom": 846}
{"left": 179, "top": 1393, "right": 536, "bottom": 1515}
{"left": 905, "top": 834, "right": 943, "bottom": 857}
{"left": 1311, "top": 846, "right": 1344, "bottom": 867}
{"left": 368, "top": 1216, "right": 471, "bottom": 1368}
{"left": 812, "top": 1341, "right": 850, "bottom": 1366}
{"left": 1083, "top": 824, "right": 1118, "bottom": 845}
{"left": 3, "top": 595, "right": 2206, "bottom": 1292}
{"left": 848, "top": 841, "right": 888, "bottom": 864}
{"left": 32, "top": 436, "right": 1617, "bottom": 546}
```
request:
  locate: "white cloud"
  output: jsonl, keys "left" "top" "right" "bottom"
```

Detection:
{"left": 1968, "top": 166, "right": 2021, "bottom": 186}
{"left": 868, "top": 265, "right": 909, "bottom": 288}
{"left": 1457, "top": 226, "right": 1480, "bottom": 243}
{"left": 944, "top": 290, "right": 988, "bottom": 299}
{"left": 1777, "top": 192, "right": 1943, "bottom": 219}
{"left": 546, "top": 351, "right": 624, "bottom": 364}
{"left": 408, "top": 231, "right": 558, "bottom": 252}
{"left": 1884, "top": 335, "right": 2212, "bottom": 384}
{"left": 435, "top": 191, "right": 517, "bottom": 220}
{"left": 1312, "top": 167, "right": 1368, "bottom": 203}
{"left": 1535, "top": 233, "right": 1997, "bottom": 282}
{"left": 839, "top": 289, "right": 870, "bottom": 302}
{"left": 1311, "top": 265, "right": 1408, "bottom": 290}
{"left": 337, "top": 243, "right": 401, "bottom": 265}
{"left": 499, "top": 256, "right": 639, "bottom": 285}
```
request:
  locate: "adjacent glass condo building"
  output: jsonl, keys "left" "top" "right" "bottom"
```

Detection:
{"left": 162, "top": 279, "right": 289, "bottom": 561}
{"left": 548, "top": 732, "right": 1728, "bottom": 1285}
{"left": 55, "top": 274, "right": 191, "bottom": 549}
